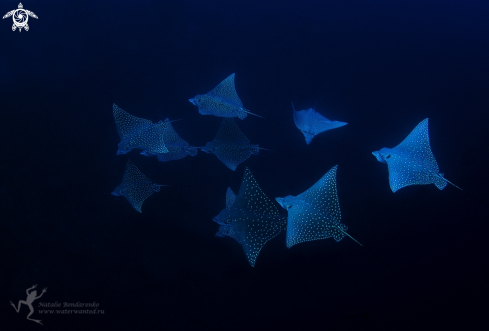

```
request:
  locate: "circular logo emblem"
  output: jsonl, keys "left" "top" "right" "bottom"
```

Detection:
{"left": 13, "top": 9, "right": 28, "bottom": 28}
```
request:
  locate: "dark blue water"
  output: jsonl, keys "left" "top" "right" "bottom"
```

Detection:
{"left": 2, "top": 0, "right": 488, "bottom": 329}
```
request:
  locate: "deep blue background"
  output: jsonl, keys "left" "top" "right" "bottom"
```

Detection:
{"left": 1, "top": 0, "right": 488, "bottom": 329}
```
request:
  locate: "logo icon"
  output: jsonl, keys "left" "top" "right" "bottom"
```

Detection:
{"left": 10, "top": 284, "right": 47, "bottom": 325}
{"left": 3, "top": 3, "right": 38, "bottom": 32}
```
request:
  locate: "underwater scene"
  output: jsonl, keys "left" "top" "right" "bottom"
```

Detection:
{"left": 2, "top": 0, "right": 488, "bottom": 329}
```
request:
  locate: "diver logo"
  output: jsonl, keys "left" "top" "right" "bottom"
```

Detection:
{"left": 10, "top": 284, "right": 47, "bottom": 325}
{"left": 3, "top": 3, "right": 38, "bottom": 32}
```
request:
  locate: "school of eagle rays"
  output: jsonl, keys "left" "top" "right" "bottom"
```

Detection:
{"left": 111, "top": 73, "right": 465, "bottom": 267}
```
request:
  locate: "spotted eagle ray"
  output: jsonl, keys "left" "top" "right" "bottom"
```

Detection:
{"left": 202, "top": 118, "right": 263, "bottom": 171}
{"left": 212, "top": 167, "right": 286, "bottom": 267}
{"left": 113, "top": 104, "right": 169, "bottom": 155}
{"left": 140, "top": 118, "right": 198, "bottom": 162}
{"left": 111, "top": 159, "right": 167, "bottom": 213}
{"left": 372, "top": 118, "right": 462, "bottom": 193}
{"left": 274, "top": 165, "right": 414, "bottom": 287}
{"left": 275, "top": 165, "right": 353, "bottom": 248}
{"left": 189, "top": 73, "right": 263, "bottom": 119}
{"left": 292, "top": 102, "right": 348, "bottom": 145}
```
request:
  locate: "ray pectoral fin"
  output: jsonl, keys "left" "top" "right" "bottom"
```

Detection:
{"left": 215, "top": 167, "right": 286, "bottom": 267}
{"left": 303, "top": 132, "right": 314, "bottom": 145}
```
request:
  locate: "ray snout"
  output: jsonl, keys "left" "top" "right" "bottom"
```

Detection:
{"left": 372, "top": 150, "right": 386, "bottom": 163}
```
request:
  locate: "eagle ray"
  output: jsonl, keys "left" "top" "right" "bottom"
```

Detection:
{"left": 189, "top": 73, "right": 262, "bottom": 119}
{"left": 111, "top": 159, "right": 167, "bottom": 213}
{"left": 292, "top": 102, "right": 347, "bottom": 145}
{"left": 202, "top": 118, "right": 262, "bottom": 171}
{"left": 212, "top": 167, "right": 286, "bottom": 267}
{"left": 372, "top": 118, "right": 462, "bottom": 193}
